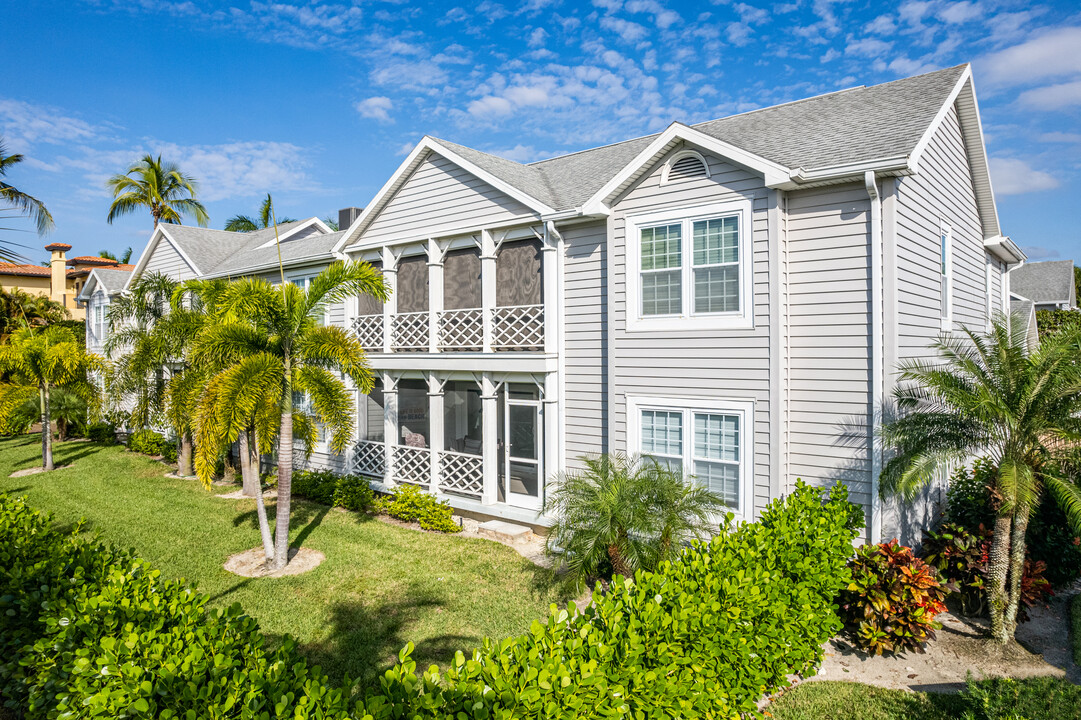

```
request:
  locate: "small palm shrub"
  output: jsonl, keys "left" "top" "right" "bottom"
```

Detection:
{"left": 543, "top": 453, "right": 727, "bottom": 589}
{"left": 84, "top": 421, "right": 117, "bottom": 444}
{"left": 375, "top": 484, "right": 460, "bottom": 532}
{"left": 839, "top": 540, "right": 950, "bottom": 655}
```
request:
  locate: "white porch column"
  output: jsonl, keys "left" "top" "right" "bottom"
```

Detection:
{"left": 381, "top": 247, "right": 397, "bottom": 354}
{"left": 480, "top": 372, "right": 499, "bottom": 505}
{"left": 382, "top": 371, "right": 398, "bottom": 487}
{"left": 480, "top": 230, "right": 496, "bottom": 353}
{"left": 428, "top": 372, "right": 443, "bottom": 496}
{"left": 543, "top": 372, "right": 559, "bottom": 506}
{"left": 427, "top": 238, "right": 443, "bottom": 354}
{"left": 542, "top": 222, "right": 560, "bottom": 354}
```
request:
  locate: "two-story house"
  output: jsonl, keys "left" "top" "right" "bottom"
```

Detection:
{"left": 124, "top": 63, "right": 1024, "bottom": 544}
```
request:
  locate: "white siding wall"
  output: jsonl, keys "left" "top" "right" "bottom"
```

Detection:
{"left": 609, "top": 144, "right": 774, "bottom": 519}
{"left": 361, "top": 152, "right": 537, "bottom": 244}
{"left": 785, "top": 183, "right": 873, "bottom": 536}
{"left": 85, "top": 290, "right": 106, "bottom": 354}
{"left": 144, "top": 238, "right": 199, "bottom": 280}
{"left": 562, "top": 220, "right": 608, "bottom": 469}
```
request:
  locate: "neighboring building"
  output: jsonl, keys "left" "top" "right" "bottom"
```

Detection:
{"left": 1009, "top": 259, "right": 1077, "bottom": 312}
{"left": 128, "top": 63, "right": 1024, "bottom": 544}
{"left": 76, "top": 266, "right": 135, "bottom": 356}
{"left": 0, "top": 242, "right": 134, "bottom": 320}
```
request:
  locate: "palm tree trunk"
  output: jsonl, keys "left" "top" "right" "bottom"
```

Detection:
{"left": 988, "top": 513, "right": 1013, "bottom": 642}
{"left": 253, "top": 431, "right": 274, "bottom": 563}
{"left": 607, "top": 543, "right": 630, "bottom": 579}
{"left": 177, "top": 432, "right": 194, "bottom": 476}
{"left": 40, "top": 386, "right": 53, "bottom": 471}
{"left": 222, "top": 447, "right": 237, "bottom": 484}
{"left": 272, "top": 406, "right": 293, "bottom": 569}
{"left": 1004, "top": 508, "right": 1031, "bottom": 637}
{"left": 239, "top": 430, "right": 260, "bottom": 496}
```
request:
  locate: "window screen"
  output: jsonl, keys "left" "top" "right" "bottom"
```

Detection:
{"left": 692, "top": 217, "right": 739, "bottom": 314}
{"left": 641, "top": 409, "right": 683, "bottom": 470}
{"left": 396, "top": 255, "right": 429, "bottom": 313}
{"left": 356, "top": 261, "right": 384, "bottom": 316}
{"left": 496, "top": 239, "right": 542, "bottom": 307}
{"left": 640, "top": 223, "right": 682, "bottom": 316}
{"left": 693, "top": 412, "right": 740, "bottom": 507}
{"left": 444, "top": 248, "right": 482, "bottom": 310}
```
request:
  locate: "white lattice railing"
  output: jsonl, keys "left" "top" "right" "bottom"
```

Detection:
{"left": 392, "top": 444, "right": 430, "bottom": 486}
{"left": 350, "top": 440, "right": 386, "bottom": 478}
{"left": 438, "top": 308, "right": 483, "bottom": 351}
{"left": 392, "top": 311, "right": 429, "bottom": 351}
{"left": 493, "top": 304, "right": 545, "bottom": 351}
{"left": 437, "top": 450, "right": 484, "bottom": 499}
{"left": 352, "top": 314, "right": 384, "bottom": 350}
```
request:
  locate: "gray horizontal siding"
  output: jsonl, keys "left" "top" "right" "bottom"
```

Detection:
{"left": 786, "top": 183, "right": 872, "bottom": 531}
{"left": 362, "top": 152, "right": 538, "bottom": 244}
{"left": 145, "top": 238, "right": 198, "bottom": 281}
{"left": 610, "top": 143, "right": 773, "bottom": 518}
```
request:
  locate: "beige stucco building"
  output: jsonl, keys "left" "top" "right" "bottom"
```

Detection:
{"left": 0, "top": 243, "right": 134, "bottom": 320}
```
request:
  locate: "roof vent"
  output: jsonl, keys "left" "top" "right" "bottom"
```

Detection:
{"left": 664, "top": 152, "right": 710, "bottom": 183}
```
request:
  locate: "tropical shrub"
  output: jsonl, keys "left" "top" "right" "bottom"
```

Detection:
{"left": 375, "top": 484, "right": 461, "bottom": 533}
{"left": 333, "top": 473, "right": 375, "bottom": 511}
{"left": 128, "top": 428, "right": 169, "bottom": 456}
{"left": 291, "top": 469, "right": 375, "bottom": 512}
{"left": 839, "top": 540, "right": 950, "bottom": 655}
{"left": 0, "top": 482, "right": 858, "bottom": 719}
{"left": 84, "top": 421, "right": 117, "bottom": 444}
{"left": 922, "top": 522, "right": 989, "bottom": 616}
{"left": 1017, "top": 559, "right": 1052, "bottom": 623}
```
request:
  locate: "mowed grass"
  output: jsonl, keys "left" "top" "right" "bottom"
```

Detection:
{"left": 0, "top": 436, "right": 563, "bottom": 685}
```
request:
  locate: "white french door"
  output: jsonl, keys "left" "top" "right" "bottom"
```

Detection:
{"left": 503, "top": 394, "right": 543, "bottom": 510}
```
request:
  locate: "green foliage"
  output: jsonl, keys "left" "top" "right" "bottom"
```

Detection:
{"left": 128, "top": 428, "right": 170, "bottom": 457}
{"left": 375, "top": 484, "right": 461, "bottom": 533}
{"left": 544, "top": 453, "right": 728, "bottom": 588}
{"left": 0, "top": 482, "right": 858, "bottom": 719}
{"left": 839, "top": 540, "right": 950, "bottom": 655}
{"left": 958, "top": 676, "right": 1081, "bottom": 720}
{"left": 1035, "top": 308, "right": 1081, "bottom": 340}
{"left": 291, "top": 468, "right": 375, "bottom": 511}
{"left": 84, "top": 421, "right": 116, "bottom": 444}
{"left": 922, "top": 522, "right": 988, "bottom": 616}
{"left": 0, "top": 137, "right": 54, "bottom": 239}
{"left": 106, "top": 153, "right": 209, "bottom": 227}
{"left": 944, "top": 459, "right": 996, "bottom": 530}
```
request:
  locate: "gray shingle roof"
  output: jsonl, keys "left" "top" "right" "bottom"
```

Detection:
{"left": 160, "top": 221, "right": 321, "bottom": 277}
{"left": 1010, "top": 260, "right": 1077, "bottom": 305}
{"left": 205, "top": 231, "right": 344, "bottom": 277}
{"left": 93, "top": 267, "right": 134, "bottom": 294}
{"left": 430, "top": 65, "right": 968, "bottom": 212}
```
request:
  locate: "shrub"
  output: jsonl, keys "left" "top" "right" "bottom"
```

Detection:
{"left": 839, "top": 540, "right": 950, "bottom": 655}
{"left": 375, "top": 484, "right": 461, "bottom": 532}
{"left": 1017, "top": 559, "right": 1053, "bottom": 623}
{"left": 944, "top": 459, "right": 996, "bottom": 530}
{"left": 334, "top": 473, "right": 375, "bottom": 511}
{"left": 922, "top": 522, "right": 988, "bottom": 616}
{"left": 291, "top": 469, "right": 375, "bottom": 512}
{"left": 0, "top": 482, "right": 859, "bottom": 719}
{"left": 84, "top": 421, "right": 116, "bottom": 444}
{"left": 127, "top": 428, "right": 169, "bottom": 457}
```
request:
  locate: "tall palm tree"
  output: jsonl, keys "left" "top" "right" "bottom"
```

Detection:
{"left": 880, "top": 313, "right": 1081, "bottom": 643}
{"left": 192, "top": 261, "right": 386, "bottom": 569}
{"left": 106, "top": 154, "right": 209, "bottom": 228}
{"left": 223, "top": 193, "right": 296, "bottom": 232}
{"left": 0, "top": 325, "right": 101, "bottom": 470}
{"left": 0, "top": 137, "right": 54, "bottom": 261}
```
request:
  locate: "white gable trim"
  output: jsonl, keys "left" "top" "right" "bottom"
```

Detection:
{"left": 124, "top": 225, "right": 202, "bottom": 290}
{"left": 580, "top": 123, "right": 791, "bottom": 215}
{"left": 254, "top": 217, "right": 332, "bottom": 249}
{"left": 75, "top": 270, "right": 102, "bottom": 303}
{"left": 335, "top": 137, "right": 555, "bottom": 253}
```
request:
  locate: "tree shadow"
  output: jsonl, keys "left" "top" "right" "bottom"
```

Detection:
{"left": 282, "top": 580, "right": 479, "bottom": 688}
{"left": 207, "top": 577, "right": 255, "bottom": 604}
{"left": 11, "top": 442, "right": 101, "bottom": 469}
{"left": 230, "top": 499, "right": 330, "bottom": 552}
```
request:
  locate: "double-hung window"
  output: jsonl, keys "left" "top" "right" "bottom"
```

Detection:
{"left": 939, "top": 220, "right": 952, "bottom": 329}
{"left": 628, "top": 199, "right": 752, "bottom": 331}
{"left": 631, "top": 395, "right": 753, "bottom": 517}
{"left": 94, "top": 302, "right": 108, "bottom": 343}
{"left": 288, "top": 273, "right": 329, "bottom": 325}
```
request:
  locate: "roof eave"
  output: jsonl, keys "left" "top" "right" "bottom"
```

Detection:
{"left": 985, "top": 235, "right": 1026, "bottom": 265}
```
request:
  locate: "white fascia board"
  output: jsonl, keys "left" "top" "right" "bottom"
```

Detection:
{"left": 985, "top": 235, "right": 1026, "bottom": 265}
{"left": 201, "top": 254, "right": 334, "bottom": 280}
{"left": 580, "top": 123, "right": 792, "bottom": 215}
{"left": 336, "top": 137, "right": 556, "bottom": 254}
{"left": 908, "top": 65, "right": 971, "bottom": 172}
{"left": 75, "top": 270, "right": 100, "bottom": 303}
{"left": 157, "top": 226, "right": 204, "bottom": 278}
{"left": 255, "top": 217, "right": 332, "bottom": 249}
{"left": 777, "top": 156, "right": 911, "bottom": 188}
{"left": 952, "top": 74, "right": 1002, "bottom": 240}
{"left": 124, "top": 225, "right": 176, "bottom": 290}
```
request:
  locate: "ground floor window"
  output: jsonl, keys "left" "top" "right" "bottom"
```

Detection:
{"left": 630, "top": 395, "right": 753, "bottom": 515}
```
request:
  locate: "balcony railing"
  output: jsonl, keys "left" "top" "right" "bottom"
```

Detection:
{"left": 352, "top": 305, "right": 544, "bottom": 353}
{"left": 350, "top": 440, "right": 386, "bottom": 478}
{"left": 437, "top": 449, "right": 484, "bottom": 499}
{"left": 392, "top": 444, "right": 431, "bottom": 486}
{"left": 392, "top": 311, "right": 429, "bottom": 352}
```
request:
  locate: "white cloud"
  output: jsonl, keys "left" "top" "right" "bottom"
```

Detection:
{"left": 0, "top": 98, "right": 98, "bottom": 150}
{"left": 527, "top": 27, "right": 548, "bottom": 47}
{"left": 989, "top": 157, "right": 1059, "bottom": 196}
{"left": 356, "top": 96, "right": 394, "bottom": 122}
{"left": 978, "top": 26, "right": 1081, "bottom": 88}
{"left": 864, "top": 14, "right": 896, "bottom": 34}
{"left": 624, "top": 0, "right": 681, "bottom": 29}
{"left": 1039, "top": 131, "right": 1081, "bottom": 143}
{"left": 937, "top": 1, "right": 982, "bottom": 24}
{"left": 468, "top": 95, "right": 515, "bottom": 117}
{"left": 1017, "top": 80, "right": 1081, "bottom": 111}
{"left": 599, "top": 16, "right": 650, "bottom": 42}
{"left": 1022, "top": 246, "right": 1061, "bottom": 260}
{"left": 845, "top": 36, "right": 892, "bottom": 58}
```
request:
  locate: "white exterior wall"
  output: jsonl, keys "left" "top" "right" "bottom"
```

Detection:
{"left": 608, "top": 144, "right": 774, "bottom": 520}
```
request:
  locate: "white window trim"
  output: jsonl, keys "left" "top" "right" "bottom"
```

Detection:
{"left": 286, "top": 271, "right": 331, "bottom": 325}
{"left": 627, "top": 394, "right": 755, "bottom": 521}
{"left": 939, "top": 219, "right": 953, "bottom": 330}
{"left": 660, "top": 149, "right": 711, "bottom": 184}
{"left": 985, "top": 255, "right": 993, "bottom": 331}
{"left": 625, "top": 199, "right": 754, "bottom": 332}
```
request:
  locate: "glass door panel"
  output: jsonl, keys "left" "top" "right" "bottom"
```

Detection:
{"left": 504, "top": 396, "right": 542, "bottom": 510}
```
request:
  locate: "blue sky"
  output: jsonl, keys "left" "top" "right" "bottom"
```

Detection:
{"left": 3, "top": 0, "right": 1080, "bottom": 265}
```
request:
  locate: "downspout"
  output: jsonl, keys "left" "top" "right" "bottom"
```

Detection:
{"left": 864, "top": 170, "right": 883, "bottom": 544}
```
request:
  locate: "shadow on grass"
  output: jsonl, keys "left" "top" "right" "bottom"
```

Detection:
{"left": 11, "top": 441, "right": 103, "bottom": 469}
{"left": 230, "top": 499, "right": 332, "bottom": 551}
{"left": 287, "top": 580, "right": 478, "bottom": 688}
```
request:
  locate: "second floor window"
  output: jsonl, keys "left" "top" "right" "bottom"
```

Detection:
{"left": 940, "top": 220, "right": 953, "bottom": 326}
{"left": 628, "top": 199, "right": 752, "bottom": 331}
{"left": 93, "top": 302, "right": 108, "bottom": 341}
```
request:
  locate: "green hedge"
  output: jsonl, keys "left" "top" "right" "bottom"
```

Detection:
{"left": 128, "top": 428, "right": 178, "bottom": 463}
{"left": 292, "top": 468, "right": 375, "bottom": 511}
{"left": 0, "top": 481, "right": 857, "bottom": 719}
{"left": 374, "top": 484, "right": 461, "bottom": 533}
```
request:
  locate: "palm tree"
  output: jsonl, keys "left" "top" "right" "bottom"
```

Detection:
{"left": 192, "top": 261, "right": 386, "bottom": 569}
{"left": 880, "top": 313, "right": 1081, "bottom": 643}
{"left": 0, "top": 325, "right": 101, "bottom": 470}
{"left": 0, "top": 288, "right": 69, "bottom": 340}
{"left": 224, "top": 193, "right": 296, "bottom": 232}
{"left": 98, "top": 247, "right": 133, "bottom": 263}
{"left": 106, "top": 154, "right": 209, "bottom": 228}
{"left": 0, "top": 137, "right": 54, "bottom": 261}
{"left": 544, "top": 453, "right": 726, "bottom": 589}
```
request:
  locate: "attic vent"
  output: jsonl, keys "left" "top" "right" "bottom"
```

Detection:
{"left": 664, "top": 152, "right": 710, "bottom": 183}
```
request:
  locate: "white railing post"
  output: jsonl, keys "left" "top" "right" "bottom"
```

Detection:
{"left": 428, "top": 372, "right": 443, "bottom": 496}
{"left": 481, "top": 230, "right": 496, "bottom": 353}
{"left": 383, "top": 372, "right": 398, "bottom": 487}
{"left": 542, "top": 223, "right": 560, "bottom": 354}
{"left": 481, "top": 372, "right": 499, "bottom": 505}
{"left": 382, "top": 247, "right": 397, "bottom": 354}
{"left": 428, "top": 238, "right": 442, "bottom": 354}
{"left": 543, "top": 372, "right": 559, "bottom": 508}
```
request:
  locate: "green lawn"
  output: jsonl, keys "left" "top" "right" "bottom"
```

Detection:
{"left": 767, "top": 677, "right": 1081, "bottom": 720}
{"left": 0, "top": 436, "right": 563, "bottom": 685}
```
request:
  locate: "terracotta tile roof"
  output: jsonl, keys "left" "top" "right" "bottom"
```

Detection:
{"left": 68, "top": 256, "right": 122, "bottom": 266}
{"left": 43, "top": 243, "right": 72, "bottom": 252}
{"left": 0, "top": 263, "right": 51, "bottom": 277}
